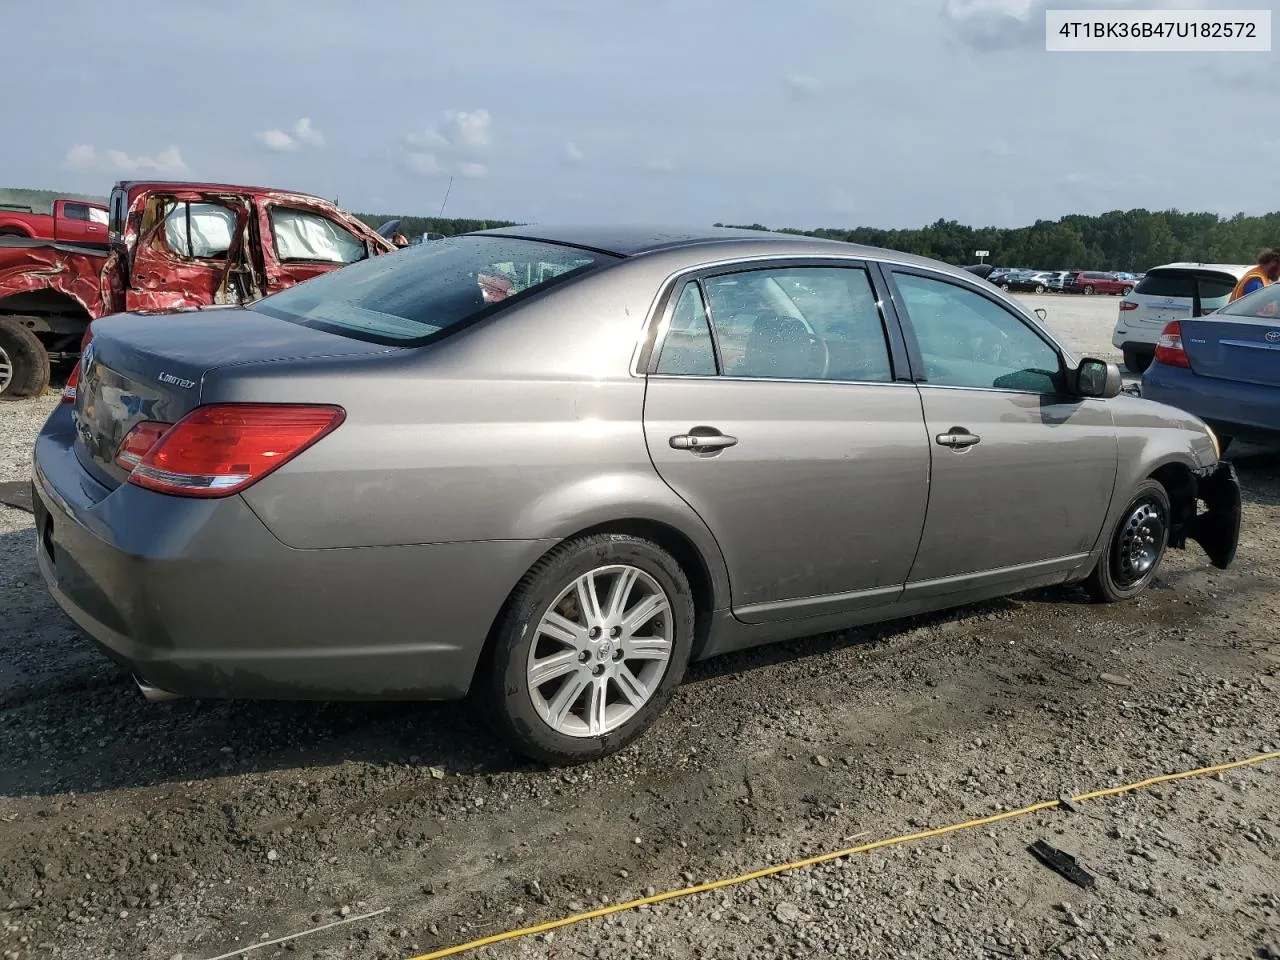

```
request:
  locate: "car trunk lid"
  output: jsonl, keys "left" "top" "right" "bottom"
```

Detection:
{"left": 73, "top": 308, "right": 394, "bottom": 489}
{"left": 1181, "top": 316, "right": 1280, "bottom": 387}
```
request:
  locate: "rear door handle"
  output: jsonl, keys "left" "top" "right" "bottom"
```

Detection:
{"left": 935, "top": 429, "right": 981, "bottom": 449}
{"left": 670, "top": 432, "right": 738, "bottom": 451}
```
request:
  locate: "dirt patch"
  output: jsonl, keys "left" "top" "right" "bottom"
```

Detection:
{"left": 1, "top": 382, "right": 1277, "bottom": 960}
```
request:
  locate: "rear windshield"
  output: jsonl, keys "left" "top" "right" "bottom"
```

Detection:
{"left": 1219, "top": 282, "right": 1280, "bottom": 318}
{"left": 1136, "top": 269, "right": 1238, "bottom": 301}
{"left": 253, "top": 235, "right": 616, "bottom": 345}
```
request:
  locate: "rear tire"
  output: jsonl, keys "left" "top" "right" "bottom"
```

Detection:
{"left": 1085, "top": 479, "right": 1171, "bottom": 603}
{"left": 1035, "top": 284, "right": 1045, "bottom": 294}
{"left": 1122, "top": 346, "right": 1151, "bottom": 375}
{"left": 1122, "top": 285, "right": 1134, "bottom": 295}
{"left": 481, "top": 533, "right": 694, "bottom": 765}
{"left": 0, "top": 318, "right": 50, "bottom": 400}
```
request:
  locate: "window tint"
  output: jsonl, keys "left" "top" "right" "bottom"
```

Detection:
{"left": 656, "top": 283, "right": 717, "bottom": 375}
{"left": 254, "top": 235, "right": 613, "bottom": 344}
{"left": 63, "top": 202, "right": 90, "bottom": 221}
{"left": 1137, "top": 270, "right": 1238, "bottom": 303}
{"left": 270, "top": 207, "right": 366, "bottom": 264}
{"left": 1135, "top": 271, "right": 1194, "bottom": 298}
{"left": 894, "top": 272, "right": 1062, "bottom": 394}
{"left": 701, "top": 267, "right": 892, "bottom": 382}
{"left": 163, "top": 202, "right": 237, "bottom": 259}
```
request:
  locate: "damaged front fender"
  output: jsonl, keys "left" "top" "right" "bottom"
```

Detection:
{"left": 1179, "top": 461, "right": 1242, "bottom": 570}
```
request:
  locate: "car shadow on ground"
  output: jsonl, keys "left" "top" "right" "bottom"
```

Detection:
{"left": 2, "top": 440, "right": 1277, "bottom": 799}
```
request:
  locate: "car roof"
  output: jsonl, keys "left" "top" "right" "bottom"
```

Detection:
{"left": 1145, "top": 261, "right": 1252, "bottom": 277}
{"left": 470, "top": 223, "right": 967, "bottom": 274}
{"left": 114, "top": 180, "right": 330, "bottom": 202}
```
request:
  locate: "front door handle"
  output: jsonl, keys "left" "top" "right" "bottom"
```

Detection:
{"left": 670, "top": 432, "right": 738, "bottom": 452}
{"left": 935, "top": 429, "right": 981, "bottom": 449}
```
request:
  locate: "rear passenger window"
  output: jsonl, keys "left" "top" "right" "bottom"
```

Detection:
{"left": 656, "top": 284, "right": 717, "bottom": 376}
{"left": 1135, "top": 272, "right": 1193, "bottom": 297}
{"left": 701, "top": 266, "right": 893, "bottom": 382}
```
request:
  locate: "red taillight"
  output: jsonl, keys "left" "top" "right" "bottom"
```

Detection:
{"left": 125, "top": 404, "right": 345, "bottom": 498}
{"left": 113, "top": 421, "right": 170, "bottom": 470}
{"left": 1118, "top": 301, "right": 1138, "bottom": 312}
{"left": 61, "top": 362, "right": 81, "bottom": 404}
{"left": 1154, "top": 321, "right": 1190, "bottom": 369}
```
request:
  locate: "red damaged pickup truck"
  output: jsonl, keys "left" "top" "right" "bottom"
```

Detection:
{"left": 0, "top": 180, "right": 395, "bottom": 398}
{"left": 0, "top": 198, "right": 110, "bottom": 244}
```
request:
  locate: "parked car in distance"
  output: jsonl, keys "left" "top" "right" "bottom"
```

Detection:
{"left": 32, "top": 226, "right": 1241, "bottom": 764}
{"left": 0, "top": 198, "right": 109, "bottom": 244}
{"left": 1044, "top": 271, "right": 1073, "bottom": 292}
{"left": 1066, "top": 271, "right": 1134, "bottom": 296}
{"left": 0, "top": 180, "right": 395, "bottom": 399}
{"left": 1112, "top": 263, "right": 1249, "bottom": 373}
{"left": 1002, "top": 271, "right": 1055, "bottom": 293}
{"left": 1142, "top": 280, "right": 1280, "bottom": 449}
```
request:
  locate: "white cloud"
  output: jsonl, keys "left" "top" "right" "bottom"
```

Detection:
{"left": 255, "top": 129, "right": 298, "bottom": 151}
{"left": 445, "top": 109, "right": 491, "bottom": 149}
{"left": 562, "top": 141, "right": 584, "bottom": 164}
{"left": 292, "top": 117, "right": 324, "bottom": 147}
{"left": 405, "top": 152, "right": 443, "bottom": 176}
{"left": 63, "top": 143, "right": 188, "bottom": 174}
{"left": 645, "top": 157, "right": 677, "bottom": 173}
{"left": 782, "top": 74, "right": 823, "bottom": 100}
{"left": 403, "top": 108, "right": 493, "bottom": 178}
{"left": 255, "top": 118, "right": 324, "bottom": 152}
{"left": 63, "top": 144, "right": 97, "bottom": 169}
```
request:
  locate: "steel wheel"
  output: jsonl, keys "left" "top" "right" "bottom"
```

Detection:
{"left": 1112, "top": 497, "right": 1166, "bottom": 588}
{"left": 0, "top": 343, "right": 12, "bottom": 395}
{"left": 526, "top": 564, "right": 673, "bottom": 738}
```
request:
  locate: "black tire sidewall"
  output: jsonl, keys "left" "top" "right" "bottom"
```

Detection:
{"left": 1088, "top": 480, "right": 1171, "bottom": 602}
{"left": 0, "top": 319, "right": 49, "bottom": 400}
{"left": 485, "top": 534, "right": 694, "bottom": 764}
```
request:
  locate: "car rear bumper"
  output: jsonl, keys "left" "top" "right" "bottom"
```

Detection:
{"left": 32, "top": 406, "right": 552, "bottom": 701}
{"left": 1142, "top": 361, "right": 1280, "bottom": 439}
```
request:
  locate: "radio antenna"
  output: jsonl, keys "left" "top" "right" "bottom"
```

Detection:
{"left": 438, "top": 176, "right": 454, "bottom": 218}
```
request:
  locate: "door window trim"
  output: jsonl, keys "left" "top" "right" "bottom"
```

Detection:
{"left": 638, "top": 256, "right": 911, "bottom": 384}
{"left": 882, "top": 266, "right": 1075, "bottom": 396}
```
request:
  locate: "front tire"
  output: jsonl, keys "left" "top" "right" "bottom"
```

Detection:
{"left": 0, "top": 318, "right": 50, "bottom": 400}
{"left": 482, "top": 533, "right": 694, "bottom": 764}
{"left": 1083, "top": 285, "right": 1095, "bottom": 295}
{"left": 1085, "top": 479, "right": 1171, "bottom": 603}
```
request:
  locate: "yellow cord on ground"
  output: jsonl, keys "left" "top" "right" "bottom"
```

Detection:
{"left": 406, "top": 750, "right": 1280, "bottom": 960}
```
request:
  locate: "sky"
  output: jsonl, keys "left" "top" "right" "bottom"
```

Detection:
{"left": 5, "top": 0, "right": 1279, "bottom": 230}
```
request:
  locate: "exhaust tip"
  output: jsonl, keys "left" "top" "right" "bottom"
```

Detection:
{"left": 133, "top": 674, "right": 181, "bottom": 702}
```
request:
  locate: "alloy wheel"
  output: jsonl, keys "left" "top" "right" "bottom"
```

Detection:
{"left": 526, "top": 564, "right": 673, "bottom": 737}
{"left": 0, "top": 343, "right": 12, "bottom": 395}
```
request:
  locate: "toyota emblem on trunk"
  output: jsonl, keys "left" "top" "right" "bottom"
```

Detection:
{"left": 1266, "top": 330, "right": 1280, "bottom": 343}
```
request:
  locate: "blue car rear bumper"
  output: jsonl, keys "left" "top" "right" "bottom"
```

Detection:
{"left": 1142, "top": 361, "right": 1280, "bottom": 440}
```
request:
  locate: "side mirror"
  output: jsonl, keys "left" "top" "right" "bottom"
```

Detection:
{"left": 1034, "top": 307, "right": 1048, "bottom": 321}
{"left": 1075, "top": 357, "right": 1122, "bottom": 399}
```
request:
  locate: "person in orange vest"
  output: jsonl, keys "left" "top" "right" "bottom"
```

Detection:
{"left": 1229, "top": 249, "right": 1280, "bottom": 301}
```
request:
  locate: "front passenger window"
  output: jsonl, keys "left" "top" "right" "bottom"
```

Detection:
{"left": 893, "top": 272, "right": 1063, "bottom": 394}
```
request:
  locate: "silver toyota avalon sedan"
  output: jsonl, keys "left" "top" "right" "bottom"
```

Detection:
{"left": 31, "top": 226, "right": 1241, "bottom": 763}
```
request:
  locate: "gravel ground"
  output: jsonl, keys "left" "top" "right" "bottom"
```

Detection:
{"left": 2, "top": 296, "right": 1278, "bottom": 960}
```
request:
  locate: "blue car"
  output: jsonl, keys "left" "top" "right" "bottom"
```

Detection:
{"left": 1143, "top": 282, "right": 1280, "bottom": 449}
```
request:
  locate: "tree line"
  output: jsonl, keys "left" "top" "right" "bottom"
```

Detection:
{"left": 716, "top": 209, "right": 1280, "bottom": 272}
{"left": 9, "top": 184, "right": 1278, "bottom": 271}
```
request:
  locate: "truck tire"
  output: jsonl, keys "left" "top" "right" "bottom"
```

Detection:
{"left": 0, "top": 318, "right": 50, "bottom": 400}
